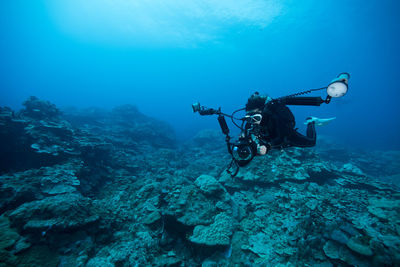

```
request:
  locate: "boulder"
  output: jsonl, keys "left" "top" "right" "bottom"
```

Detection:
{"left": 0, "top": 161, "right": 83, "bottom": 214}
{"left": 346, "top": 236, "right": 373, "bottom": 257}
{"left": 9, "top": 193, "right": 98, "bottom": 233}
{"left": 341, "top": 163, "right": 365, "bottom": 176}
{"left": 195, "top": 174, "right": 225, "bottom": 195}
{"left": 0, "top": 216, "right": 20, "bottom": 250}
{"left": 163, "top": 184, "right": 217, "bottom": 226}
{"left": 329, "top": 229, "right": 349, "bottom": 245}
{"left": 323, "top": 241, "right": 340, "bottom": 260}
{"left": 21, "top": 96, "right": 61, "bottom": 120}
{"left": 189, "top": 213, "right": 233, "bottom": 246}
{"left": 241, "top": 232, "right": 274, "bottom": 259}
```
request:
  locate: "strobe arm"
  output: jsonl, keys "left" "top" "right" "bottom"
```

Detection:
{"left": 280, "top": 96, "right": 327, "bottom": 106}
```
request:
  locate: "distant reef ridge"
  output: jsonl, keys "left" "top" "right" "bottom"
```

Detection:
{"left": 0, "top": 96, "right": 176, "bottom": 174}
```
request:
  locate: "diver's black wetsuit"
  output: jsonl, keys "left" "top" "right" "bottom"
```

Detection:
{"left": 259, "top": 101, "right": 316, "bottom": 148}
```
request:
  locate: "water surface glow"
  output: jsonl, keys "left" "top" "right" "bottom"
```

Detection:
{"left": 47, "top": 0, "right": 283, "bottom": 46}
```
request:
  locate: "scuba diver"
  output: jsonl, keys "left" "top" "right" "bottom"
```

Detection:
{"left": 244, "top": 92, "right": 317, "bottom": 154}
{"left": 192, "top": 73, "right": 350, "bottom": 176}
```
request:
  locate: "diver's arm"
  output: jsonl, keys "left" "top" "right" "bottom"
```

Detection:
{"left": 263, "top": 117, "right": 284, "bottom": 148}
{"left": 269, "top": 127, "right": 284, "bottom": 148}
{"left": 278, "top": 97, "right": 325, "bottom": 106}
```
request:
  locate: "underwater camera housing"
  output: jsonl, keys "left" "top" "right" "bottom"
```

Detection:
{"left": 231, "top": 137, "right": 257, "bottom": 167}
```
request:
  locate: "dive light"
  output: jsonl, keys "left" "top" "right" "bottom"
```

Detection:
{"left": 327, "top": 72, "right": 350, "bottom": 98}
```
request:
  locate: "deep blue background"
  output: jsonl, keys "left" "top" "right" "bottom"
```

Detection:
{"left": 1, "top": 0, "right": 399, "bottom": 149}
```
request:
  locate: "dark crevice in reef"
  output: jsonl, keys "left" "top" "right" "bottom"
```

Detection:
{"left": 162, "top": 215, "right": 228, "bottom": 263}
{"left": 163, "top": 215, "right": 194, "bottom": 242}
{"left": 223, "top": 176, "right": 281, "bottom": 194}
{"left": 307, "top": 170, "right": 339, "bottom": 185}
{"left": 0, "top": 114, "right": 72, "bottom": 174}
{"left": 343, "top": 182, "right": 397, "bottom": 194}
{"left": 190, "top": 243, "right": 230, "bottom": 262}
{"left": 0, "top": 144, "right": 68, "bottom": 175}
{"left": 76, "top": 167, "right": 110, "bottom": 198}
{"left": 0, "top": 188, "right": 36, "bottom": 215}
{"left": 227, "top": 168, "right": 398, "bottom": 196}
{"left": 226, "top": 170, "right": 338, "bottom": 193}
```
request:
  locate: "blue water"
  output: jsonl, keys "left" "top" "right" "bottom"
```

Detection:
{"left": 1, "top": 0, "right": 399, "bottom": 149}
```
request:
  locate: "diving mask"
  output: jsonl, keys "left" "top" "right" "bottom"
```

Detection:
{"left": 244, "top": 114, "right": 262, "bottom": 125}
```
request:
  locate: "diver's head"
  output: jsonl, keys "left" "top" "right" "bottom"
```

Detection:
{"left": 246, "top": 92, "right": 264, "bottom": 113}
{"left": 245, "top": 92, "right": 272, "bottom": 114}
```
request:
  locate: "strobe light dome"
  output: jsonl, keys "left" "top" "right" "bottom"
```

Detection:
{"left": 327, "top": 72, "right": 350, "bottom": 98}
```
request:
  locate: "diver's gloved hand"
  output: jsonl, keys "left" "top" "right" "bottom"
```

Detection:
{"left": 257, "top": 144, "right": 268, "bottom": 155}
{"left": 305, "top": 116, "right": 336, "bottom": 126}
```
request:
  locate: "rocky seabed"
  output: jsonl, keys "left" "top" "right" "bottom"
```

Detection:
{"left": 0, "top": 97, "right": 399, "bottom": 266}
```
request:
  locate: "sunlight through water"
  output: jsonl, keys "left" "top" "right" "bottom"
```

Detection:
{"left": 46, "top": 0, "right": 284, "bottom": 46}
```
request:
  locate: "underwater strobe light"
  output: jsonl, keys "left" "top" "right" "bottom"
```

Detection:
{"left": 327, "top": 72, "right": 350, "bottom": 98}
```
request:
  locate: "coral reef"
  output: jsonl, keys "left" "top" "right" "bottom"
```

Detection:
{"left": 0, "top": 97, "right": 399, "bottom": 266}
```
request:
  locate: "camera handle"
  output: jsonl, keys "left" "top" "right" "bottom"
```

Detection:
{"left": 226, "top": 159, "right": 240, "bottom": 177}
